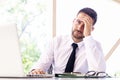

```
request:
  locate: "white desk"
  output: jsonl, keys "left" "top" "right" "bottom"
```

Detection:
{"left": 0, "top": 77, "right": 119, "bottom": 80}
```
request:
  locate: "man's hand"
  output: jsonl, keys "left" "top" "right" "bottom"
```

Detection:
{"left": 30, "top": 69, "right": 45, "bottom": 74}
{"left": 81, "top": 14, "right": 94, "bottom": 37}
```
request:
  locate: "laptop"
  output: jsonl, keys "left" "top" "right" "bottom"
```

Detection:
{"left": 0, "top": 23, "right": 53, "bottom": 78}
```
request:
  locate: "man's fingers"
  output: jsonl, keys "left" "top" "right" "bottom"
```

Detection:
{"left": 30, "top": 69, "right": 45, "bottom": 74}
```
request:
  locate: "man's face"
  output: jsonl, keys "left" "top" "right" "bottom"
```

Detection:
{"left": 72, "top": 12, "right": 93, "bottom": 40}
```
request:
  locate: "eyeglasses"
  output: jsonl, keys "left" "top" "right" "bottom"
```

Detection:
{"left": 73, "top": 18, "right": 82, "bottom": 25}
{"left": 85, "top": 71, "right": 111, "bottom": 78}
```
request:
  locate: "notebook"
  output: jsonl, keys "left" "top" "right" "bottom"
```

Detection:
{"left": 0, "top": 23, "right": 53, "bottom": 78}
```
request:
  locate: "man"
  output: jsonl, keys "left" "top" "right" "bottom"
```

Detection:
{"left": 30, "top": 7, "right": 106, "bottom": 74}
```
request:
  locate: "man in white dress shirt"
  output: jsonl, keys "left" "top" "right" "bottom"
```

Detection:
{"left": 30, "top": 7, "right": 106, "bottom": 74}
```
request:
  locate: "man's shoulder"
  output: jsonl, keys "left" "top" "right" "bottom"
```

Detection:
{"left": 84, "top": 36, "right": 102, "bottom": 44}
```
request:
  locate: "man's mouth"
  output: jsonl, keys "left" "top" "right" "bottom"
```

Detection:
{"left": 76, "top": 30, "right": 82, "bottom": 34}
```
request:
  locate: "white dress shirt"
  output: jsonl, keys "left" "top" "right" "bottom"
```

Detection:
{"left": 32, "top": 35, "right": 106, "bottom": 74}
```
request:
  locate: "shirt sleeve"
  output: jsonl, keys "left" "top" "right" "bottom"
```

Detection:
{"left": 83, "top": 36, "right": 106, "bottom": 72}
{"left": 30, "top": 39, "right": 54, "bottom": 72}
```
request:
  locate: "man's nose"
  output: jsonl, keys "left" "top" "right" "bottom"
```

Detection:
{"left": 77, "top": 22, "right": 84, "bottom": 31}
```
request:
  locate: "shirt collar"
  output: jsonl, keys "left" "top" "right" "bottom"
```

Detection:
{"left": 77, "top": 41, "right": 84, "bottom": 49}
{"left": 68, "top": 35, "right": 84, "bottom": 49}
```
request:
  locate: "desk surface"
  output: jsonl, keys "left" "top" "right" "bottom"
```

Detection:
{"left": 0, "top": 77, "right": 119, "bottom": 80}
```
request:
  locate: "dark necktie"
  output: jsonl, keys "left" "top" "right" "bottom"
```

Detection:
{"left": 65, "top": 43, "right": 78, "bottom": 72}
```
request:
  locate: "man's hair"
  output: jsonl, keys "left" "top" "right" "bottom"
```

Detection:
{"left": 77, "top": 7, "right": 97, "bottom": 25}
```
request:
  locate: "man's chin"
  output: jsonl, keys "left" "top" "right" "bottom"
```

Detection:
{"left": 72, "top": 32, "right": 84, "bottom": 39}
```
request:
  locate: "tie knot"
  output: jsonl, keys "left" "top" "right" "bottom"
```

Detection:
{"left": 72, "top": 43, "right": 78, "bottom": 49}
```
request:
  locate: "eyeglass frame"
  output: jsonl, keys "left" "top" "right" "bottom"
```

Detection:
{"left": 73, "top": 18, "right": 83, "bottom": 25}
{"left": 84, "top": 71, "right": 111, "bottom": 78}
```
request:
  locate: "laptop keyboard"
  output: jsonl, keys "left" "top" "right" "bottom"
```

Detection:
{"left": 26, "top": 74, "right": 54, "bottom": 78}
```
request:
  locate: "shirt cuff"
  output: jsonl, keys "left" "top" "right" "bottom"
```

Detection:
{"left": 83, "top": 35, "right": 93, "bottom": 42}
{"left": 83, "top": 35, "right": 96, "bottom": 47}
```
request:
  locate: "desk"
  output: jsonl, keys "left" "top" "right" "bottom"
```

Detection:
{"left": 0, "top": 77, "right": 119, "bottom": 80}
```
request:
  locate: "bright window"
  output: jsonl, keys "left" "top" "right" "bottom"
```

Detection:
{"left": 0, "top": 0, "right": 52, "bottom": 74}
